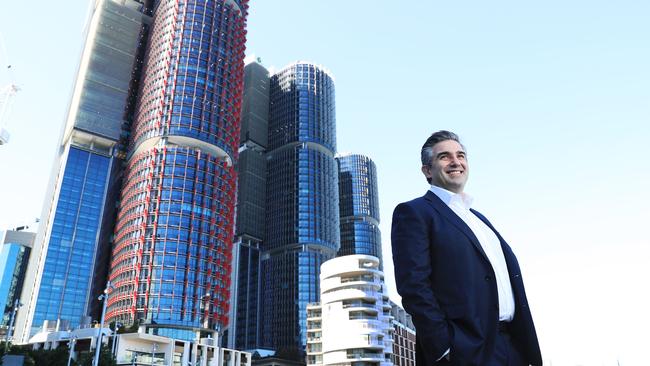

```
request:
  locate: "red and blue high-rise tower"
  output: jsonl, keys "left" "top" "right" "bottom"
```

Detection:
{"left": 106, "top": 0, "right": 249, "bottom": 339}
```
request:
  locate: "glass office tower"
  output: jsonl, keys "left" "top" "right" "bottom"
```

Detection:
{"left": 336, "top": 154, "right": 382, "bottom": 262}
{"left": 231, "top": 59, "right": 269, "bottom": 349}
{"left": 263, "top": 62, "right": 339, "bottom": 352}
{"left": 106, "top": 0, "right": 249, "bottom": 340}
{"left": 0, "top": 230, "right": 34, "bottom": 326}
{"left": 15, "top": 0, "right": 153, "bottom": 343}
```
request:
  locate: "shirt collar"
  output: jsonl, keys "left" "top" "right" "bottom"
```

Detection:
{"left": 429, "top": 185, "right": 474, "bottom": 210}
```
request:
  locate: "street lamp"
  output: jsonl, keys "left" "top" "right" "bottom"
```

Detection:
{"left": 93, "top": 281, "right": 113, "bottom": 366}
{"left": 111, "top": 322, "right": 122, "bottom": 356}
{"left": 66, "top": 335, "right": 77, "bottom": 366}
{"left": 4, "top": 299, "right": 23, "bottom": 353}
{"left": 151, "top": 342, "right": 158, "bottom": 366}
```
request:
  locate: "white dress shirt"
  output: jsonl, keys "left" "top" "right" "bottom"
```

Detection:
{"left": 429, "top": 185, "right": 515, "bottom": 322}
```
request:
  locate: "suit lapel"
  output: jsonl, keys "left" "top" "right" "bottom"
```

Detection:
{"left": 423, "top": 191, "right": 490, "bottom": 264}
{"left": 471, "top": 209, "right": 517, "bottom": 271}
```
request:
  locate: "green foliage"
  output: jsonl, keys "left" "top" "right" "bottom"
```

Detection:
{"left": 1, "top": 343, "right": 115, "bottom": 366}
{"left": 2, "top": 344, "right": 68, "bottom": 366}
{"left": 2, "top": 344, "right": 33, "bottom": 365}
{"left": 29, "top": 346, "right": 69, "bottom": 366}
{"left": 122, "top": 318, "right": 142, "bottom": 334}
{"left": 74, "top": 344, "right": 116, "bottom": 366}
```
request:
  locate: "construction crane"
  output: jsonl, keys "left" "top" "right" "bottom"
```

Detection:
{"left": 0, "top": 32, "right": 19, "bottom": 145}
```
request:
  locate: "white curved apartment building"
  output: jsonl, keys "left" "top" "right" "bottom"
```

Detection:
{"left": 307, "top": 255, "right": 393, "bottom": 366}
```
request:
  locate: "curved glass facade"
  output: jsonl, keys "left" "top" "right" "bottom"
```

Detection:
{"left": 268, "top": 63, "right": 336, "bottom": 153}
{"left": 336, "top": 154, "right": 382, "bottom": 261}
{"left": 266, "top": 146, "right": 340, "bottom": 252}
{"left": 263, "top": 63, "right": 339, "bottom": 351}
{"left": 107, "top": 0, "right": 248, "bottom": 336}
{"left": 129, "top": 0, "right": 248, "bottom": 161}
{"left": 109, "top": 147, "right": 236, "bottom": 329}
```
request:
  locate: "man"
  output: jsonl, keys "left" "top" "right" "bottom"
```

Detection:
{"left": 391, "top": 131, "right": 542, "bottom": 366}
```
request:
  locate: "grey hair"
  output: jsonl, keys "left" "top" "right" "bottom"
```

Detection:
{"left": 420, "top": 130, "right": 464, "bottom": 166}
{"left": 421, "top": 131, "right": 465, "bottom": 184}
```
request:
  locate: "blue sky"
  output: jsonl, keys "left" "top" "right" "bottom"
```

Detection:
{"left": 1, "top": 1, "right": 649, "bottom": 364}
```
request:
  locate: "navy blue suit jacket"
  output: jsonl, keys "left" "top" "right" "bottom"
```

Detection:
{"left": 391, "top": 191, "right": 542, "bottom": 366}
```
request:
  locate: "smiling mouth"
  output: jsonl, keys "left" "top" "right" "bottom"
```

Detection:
{"left": 447, "top": 170, "right": 464, "bottom": 177}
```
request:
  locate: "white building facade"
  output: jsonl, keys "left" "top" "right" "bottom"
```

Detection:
{"left": 307, "top": 255, "right": 393, "bottom": 366}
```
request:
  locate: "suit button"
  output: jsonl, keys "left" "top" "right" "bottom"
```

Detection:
{"left": 485, "top": 276, "right": 491, "bottom": 281}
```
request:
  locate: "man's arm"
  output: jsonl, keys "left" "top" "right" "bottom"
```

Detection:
{"left": 392, "top": 202, "right": 451, "bottom": 363}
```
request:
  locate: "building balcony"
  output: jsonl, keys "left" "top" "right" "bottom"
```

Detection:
{"left": 307, "top": 321, "right": 322, "bottom": 331}
{"left": 349, "top": 309, "right": 379, "bottom": 321}
{"left": 307, "top": 344, "right": 323, "bottom": 353}
{"left": 321, "top": 288, "right": 383, "bottom": 303}
{"left": 306, "top": 354, "right": 322, "bottom": 366}
{"left": 350, "top": 319, "right": 385, "bottom": 332}
{"left": 307, "top": 331, "right": 322, "bottom": 343}
{"left": 321, "top": 278, "right": 382, "bottom": 293}
{"left": 362, "top": 336, "right": 387, "bottom": 350}
{"left": 344, "top": 352, "right": 384, "bottom": 362}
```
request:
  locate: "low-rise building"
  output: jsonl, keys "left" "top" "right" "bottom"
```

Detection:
{"left": 389, "top": 301, "right": 416, "bottom": 366}
{"left": 27, "top": 323, "right": 251, "bottom": 366}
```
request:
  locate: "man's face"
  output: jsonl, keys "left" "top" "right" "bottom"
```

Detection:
{"left": 421, "top": 139, "right": 469, "bottom": 193}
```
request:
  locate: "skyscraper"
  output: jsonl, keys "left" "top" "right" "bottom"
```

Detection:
{"left": 336, "top": 154, "right": 382, "bottom": 261}
{"left": 263, "top": 62, "right": 339, "bottom": 352}
{"left": 15, "top": 0, "right": 153, "bottom": 343}
{"left": 231, "top": 58, "right": 269, "bottom": 349}
{"left": 0, "top": 229, "right": 34, "bottom": 327}
{"left": 105, "top": 0, "right": 249, "bottom": 341}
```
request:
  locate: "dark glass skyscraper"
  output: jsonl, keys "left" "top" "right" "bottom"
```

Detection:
{"left": 15, "top": 0, "right": 153, "bottom": 342}
{"left": 263, "top": 62, "right": 339, "bottom": 352}
{"left": 336, "top": 154, "right": 382, "bottom": 262}
{"left": 231, "top": 59, "right": 269, "bottom": 349}
{"left": 106, "top": 0, "right": 249, "bottom": 340}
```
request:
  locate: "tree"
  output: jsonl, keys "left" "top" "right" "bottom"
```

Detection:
{"left": 29, "top": 346, "right": 69, "bottom": 366}
{"left": 2, "top": 344, "right": 68, "bottom": 366}
{"left": 274, "top": 346, "right": 304, "bottom": 362}
{"left": 122, "top": 318, "right": 143, "bottom": 334}
{"left": 74, "top": 344, "right": 116, "bottom": 366}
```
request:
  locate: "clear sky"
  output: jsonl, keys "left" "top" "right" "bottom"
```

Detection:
{"left": 1, "top": 1, "right": 649, "bottom": 365}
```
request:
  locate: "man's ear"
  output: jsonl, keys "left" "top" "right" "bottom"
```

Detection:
{"left": 421, "top": 165, "right": 431, "bottom": 179}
